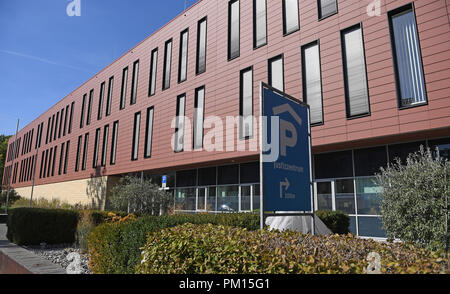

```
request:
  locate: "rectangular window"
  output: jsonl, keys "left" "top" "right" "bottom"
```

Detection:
{"left": 282, "top": 0, "right": 299, "bottom": 35}
{"left": 120, "top": 67, "right": 128, "bottom": 110}
{"left": 196, "top": 18, "right": 207, "bottom": 74}
{"left": 82, "top": 133, "right": 89, "bottom": 170}
{"left": 318, "top": 0, "right": 338, "bottom": 20}
{"left": 49, "top": 114, "right": 55, "bottom": 143}
{"left": 148, "top": 48, "right": 158, "bottom": 96}
{"left": 68, "top": 102, "right": 74, "bottom": 134}
{"left": 110, "top": 121, "right": 119, "bottom": 165}
{"left": 47, "top": 147, "right": 53, "bottom": 178}
{"left": 38, "top": 122, "right": 43, "bottom": 148}
{"left": 58, "top": 109, "right": 64, "bottom": 139}
{"left": 240, "top": 67, "right": 253, "bottom": 139}
{"left": 93, "top": 128, "right": 100, "bottom": 168}
{"left": 35, "top": 124, "right": 41, "bottom": 149}
{"left": 98, "top": 82, "right": 105, "bottom": 120}
{"left": 105, "top": 76, "right": 114, "bottom": 116}
{"left": 388, "top": 4, "right": 426, "bottom": 108}
{"left": 253, "top": 0, "right": 267, "bottom": 48}
{"left": 51, "top": 146, "right": 57, "bottom": 177}
{"left": 80, "top": 94, "right": 86, "bottom": 128}
{"left": 130, "top": 60, "right": 139, "bottom": 105}
{"left": 228, "top": 0, "right": 240, "bottom": 60}
{"left": 54, "top": 112, "right": 59, "bottom": 141}
{"left": 101, "top": 125, "right": 109, "bottom": 166}
{"left": 193, "top": 86, "right": 205, "bottom": 149}
{"left": 341, "top": 24, "right": 370, "bottom": 118}
{"left": 86, "top": 89, "right": 93, "bottom": 125}
{"left": 144, "top": 107, "right": 154, "bottom": 158}
{"left": 59, "top": 142, "right": 65, "bottom": 175}
{"left": 63, "top": 105, "right": 68, "bottom": 136}
{"left": 64, "top": 141, "right": 70, "bottom": 174}
{"left": 75, "top": 136, "right": 82, "bottom": 172}
{"left": 302, "top": 41, "right": 323, "bottom": 125}
{"left": 131, "top": 112, "right": 141, "bottom": 161}
{"left": 178, "top": 29, "right": 189, "bottom": 83}
{"left": 163, "top": 39, "right": 172, "bottom": 90}
{"left": 174, "top": 94, "right": 186, "bottom": 153}
{"left": 40, "top": 152, "right": 45, "bottom": 178}
{"left": 268, "top": 55, "right": 284, "bottom": 92}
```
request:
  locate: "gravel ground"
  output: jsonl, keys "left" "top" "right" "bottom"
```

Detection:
{"left": 26, "top": 244, "right": 92, "bottom": 274}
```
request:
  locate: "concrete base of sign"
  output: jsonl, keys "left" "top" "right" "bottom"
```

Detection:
{"left": 266, "top": 214, "right": 332, "bottom": 235}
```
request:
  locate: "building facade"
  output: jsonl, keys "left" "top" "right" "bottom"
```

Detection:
{"left": 2, "top": 0, "right": 450, "bottom": 238}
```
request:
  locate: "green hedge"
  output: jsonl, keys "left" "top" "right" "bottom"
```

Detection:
{"left": 136, "top": 223, "right": 448, "bottom": 274}
{"left": 315, "top": 210, "right": 350, "bottom": 234}
{"left": 88, "top": 213, "right": 260, "bottom": 274}
{"left": 7, "top": 208, "right": 79, "bottom": 245}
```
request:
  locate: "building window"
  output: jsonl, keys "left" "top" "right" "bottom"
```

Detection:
{"left": 106, "top": 76, "right": 114, "bottom": 116}
{"left": 131, "top": 112, "right": 141, "bottom": 161}
{"left": 54, "top": 112, "right": 59, "bottom": 141}
{"left": 82, "top": 133, "right": 89, "bottom": 171}
{"left": 193, "top": 86, "right": 205, "bottom": 149}
{"left": 253, "top": 0, "right": 267, "bottom": 48}
{"left": 46, "top": 117, "right": 50, "bottom": 144}
{"left": 282, "top": 0, "right": 299, "bottom": 35}
{"left": 49, "top": 114, "right": 55, "bottom": 143}
{"left": 174, "top": 94, "right": 186, "bottom": 153}
{"left": 148, "top": 48, "right": 158, "bottom": 96}
{"left": 58, "top": 142, "right": 65, "bottom": 175}
{"left": 268, "top": 55, "right": 284, "bottom": 92}
{"left": 64, "top": 141, "right": 70, "bottom": 174}
{"left": 98, "top": 82, "right": 105, "bottom": 120}
{"left": 35, "top": 124, "right": 41, "bottom": 149}
{"left": 178, "top": 29, "right": 189, "bottom": 83}
{"left": 120, "top": 67, "right": 128, "bottom": 110}
{"left": 388, "top": 4, "right": 427, "bottom": 108}
{"left": 196, "top": 17, "right": 207, "bottom": 75}
{"left": 341, "top": 24, "right": 370, "bottom": 118}
{"left": 51, "top": 147, "right": 57, "bottom": 177}
{"left": 130, "top": 60, "right": 139, "bottom": 105}
{"left": 41, "top": 150, "right": 46, "bottom": 178}
{"left": 163, "top": 39, "right": 173, "bottom": 90}
{"left": 93, "top": 128, "right": 100, "bottom": 168}
{"left": 86, "top": 89, "right": 93, "bottom": 125}
{"left": 318, "top": 0, "right": 337, "bottom": 20}
{"left": 68, "top": 102, "right": 74, "bottom": 134}
{"left": 110, "top": 121, "right": 119, "bottom": 165}
{"left": 144, "top": 107, "right": 154, "bottom": 158}
{"left": 80, "top": 94, "right": 86, "bottom": 128}
{"left": 63, "top": 105, "right": 68, "bottom": 136}
{"left": 101, "top": 125, "right": 109, "bottom": 166}
{"left": 240, "top": 67, "right": 253, "bottom": 139}
{"left": 302, "top": 41, "right": 323, "bottom": 125}
{"left": 228, "top": 0, "right": 240, "bottom": 60}
{"left": 58, "top": 109, "right": 63, "bottom": 139}
{"left": 47, "top": 148, "right": 53, "bottom": 178}
{"left": 75, "top": 136, "right": 82, "bottom": 172}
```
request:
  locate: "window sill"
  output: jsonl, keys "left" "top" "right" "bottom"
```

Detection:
{"left": 398, "top": 101, "right": 427, "bottom": 110}
{"left": 346, "top": 113, "right": 371, "bottom": 120}
{"left": 318, "top": 11, "right": 338, "bottom": 22}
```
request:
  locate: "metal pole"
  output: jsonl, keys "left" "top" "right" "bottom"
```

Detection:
{"left": 259, "top": 82, "right": 264, "bottom": 230}
{"left": 30, "top": 147, "right": 39, "bottom": 207}
{"left": 5, "top": 119, "right": 20, "bottom": 214}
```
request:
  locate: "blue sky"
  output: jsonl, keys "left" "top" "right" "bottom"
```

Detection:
{"left": 0, "top": 0, "right": 197, "bottom": 135}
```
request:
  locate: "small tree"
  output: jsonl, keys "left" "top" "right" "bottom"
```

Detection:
{"left": 109, "top": 176, "right": 173, "bottom": 216}
{"left": 375, "top": 146, "right": 449, "bottom": 250}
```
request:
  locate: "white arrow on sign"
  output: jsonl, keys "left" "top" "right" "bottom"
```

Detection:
{"left": 280, "top": 177, "right": 290, "bottom": 198}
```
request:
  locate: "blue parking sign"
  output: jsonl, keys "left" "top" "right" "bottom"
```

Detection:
{"left": 260, "top": 84, "right": 312, "bottom": 212}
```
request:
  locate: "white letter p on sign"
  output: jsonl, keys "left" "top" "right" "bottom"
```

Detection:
{"left": 67, "top": 0, "right": 81, "bottom": 17}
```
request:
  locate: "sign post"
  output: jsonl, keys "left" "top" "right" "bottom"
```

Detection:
{"left": 259, "top": 82, "right": 314, "bottom": 233}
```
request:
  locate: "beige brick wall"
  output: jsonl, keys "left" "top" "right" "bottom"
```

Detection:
{"left": 14, "top": 176, "right": 120, "bottom": 209}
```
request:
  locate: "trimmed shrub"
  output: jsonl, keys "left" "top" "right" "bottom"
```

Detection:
{"left": 136, "top": 223, "right": 448, "bottom": 274}
{"left": 315, "top": 210, "right": 350, "bottom": 234}
{"left": 7, "top": 208, "right": 79, "bottom": 245}
{"left": 88, "top": 213, "right": 259, "bottom": 274}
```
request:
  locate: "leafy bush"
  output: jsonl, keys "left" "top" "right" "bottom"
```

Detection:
{"left": 109, "top": 176, "right": 173, "bottom": 216}
{"left": 375, "top": 147, "right": 450, "bottom": 250}
{"left": 7, "top": 208, "right": 79, "bottom": 245}
{"left": 88, "top": 213, "right": 259, "bottom": 274}
{"left": 315, "top": 210, "right": 350, "bottom": 234}
{"left": 136, "top": 223, "right": 448, "bottom": 274}
{"left": 0, "top": 189, "right": 20, "bottom": 207}
{"left": 11, "top": 197, "right": 88, "bottom": 210}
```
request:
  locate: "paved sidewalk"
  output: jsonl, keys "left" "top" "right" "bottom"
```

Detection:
{"left": 0, "top": 224, "right": 66, "bottom": 274}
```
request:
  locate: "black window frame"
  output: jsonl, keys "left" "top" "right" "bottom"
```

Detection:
{"left": 144, "top": 106, "right": 154, "bottom": 158}
{"left": 93, "top": 128, "right": 101, "bottom": 168}
{"left": 239, "top": 66, "right": 254, "bottom": 140}
{"left": 268, "top": 54, "right": 285, "bottom": 92}
{"left": 174, "top": 93, "right": 186, "bottom": 153}
{"left": 162, "top": 39, "right": 173, "bottom": 91}
{"left": 196, "top": 17, "right": 207, "bottom": 75}
{"left": 193, "top": 86, "right": 206, "bottom": 150}
{"left": 110, "top": 121, "right": 119, "bottom": 165}
{"left": 282, "top": 0, "right": 300, "bottom": 36}
{"left": 317, "top": 0, "right": 338, "bottom": 21}
{"left": 68, "top": 102, "right": 74, "bottom": 134}
{"left": 178, "top": 28, "right": 189, "bottom": 84}
{"left": 148, "top": 48, "right": 158, "bottom": 97}
{"left": 101, "top": 125, "right": 109, "bottom": 167}
{"left": 253, "top": 0, "right": 267, "bottom": 49}
{"left": 75, "top": 135, "right": 82, "bottom": 172}
{"left": 98, "top": 81, "right": 105, "bottom": 120}
{"left": 64, "top": 140, "right": 70, "bottom": 174}
{"left": 82, "top": 133, "right": 89, "bottom": 171}
{"left": 86, "top": 89, "right": 94, "bottom": 125}
{"left": 131, "top": 112, "right": 141, "bottom": 161}
{"left": 105, "top": 76, "right": 114, "bottom": 116}
{"left": 228, "top": 0, "right": 240, "bottom": 61}
{"left": 130, "top": 59, "right": 139, "bottom": 105}
{"left": 120, "top": 66, "right": 128, "bottom": 110}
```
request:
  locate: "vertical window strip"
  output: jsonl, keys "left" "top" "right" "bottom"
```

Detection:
{"left": 47, "top": 147, "right": 53, "bottom": 178}
{"left": 268, "top": 55, "right": 284, "bottom": 92}
{"left": 193, "top": 87, "right": 205, "bottom": 149}
{"left": 318, "top": 0, "right": 338, "bottom": 19}
{"left": 131, "top": 60, "right": 139, "bottom": 105}
{"left": 63, "top": 105, "right": 69, "bottom": 136}
{"left": 110, "top": 121, "right": 119, "bottom": 165}
{"left": 58, "top": 109, "right": 63, "bottom": 139}
{"left": 101, "top": 125, "right": 109, "bottom": 166}
{"left": 69, "top": 102, "right": 74, "bottom": 134}
{"left": 179, "top": 29, "right": 189, "bottom": 83}
{"left": 75, "top": 136, "right": 82, "bottom": 172}
{"left": 240, "top": 67, "right": 253, "bottom": 139}
{"left": 254, "top": 0, "right": 267, "bottom": 48}
{"left": 51, "top": 146, "right": 57, "bottom": 177}
{"left": 132, "top": 112, "right": 141, "bottom": 161}
{"left": 82, "top": 133, "right": 89, "bottom": 170}
{"left": 64, "top": 141, "right": 70, "bottom": 174}
{"left": 163, "top": 39, "right": 173, "bottom": 90}
{"left": 283, "top": 0, "right": 300, "bottom": 35}
{"left": 93, "top": 128, "right": 100, "bottom": 168}
{"left": 80, "top": 94, "right": 86, "bottom": 128}
{"left": 98, "top": 82, "right": 105, "bottom": 120}
{"left": 39, "top": 151, "right": 45, "bottom": 179}
{"left": 59, "top": 142, "right": 65, "bottom": 175}
{"left": 175, "top": 94, "right": 186, "bottom": 152}
{"left": 149, "top": 49, "right": 158, "bottom": 96}
{"left": 106, "top": 77, "right": 114, "bottom": 116}
{"left": 341, "top": 24, "right": 370, "bottom": 117}
{"left": 144, "top": 107, "right": 154, "bottom": 158}
{"left": 49, "top": 114, "right": 55, "bottom": 143}
{"left": 228, "top": 0, "right": 240, "bottom": 60}
{"left": 196, "top": 18, "right": 207, "bottom": 74}
{"left": 302, "top": 41, "right": 323, "bottom": 125}
{"left": 120, "top": 67, "right": 128, "bottom": 110}
{"left": 86, "top": 89, "right": 93, "bottom": 125}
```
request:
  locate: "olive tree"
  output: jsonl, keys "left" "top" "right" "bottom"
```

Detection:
{"left": 109, "top": 176, "right": 173, "bottom": 216}
{"left": 375, "top": 146, "right": 449, "bottom": 250}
